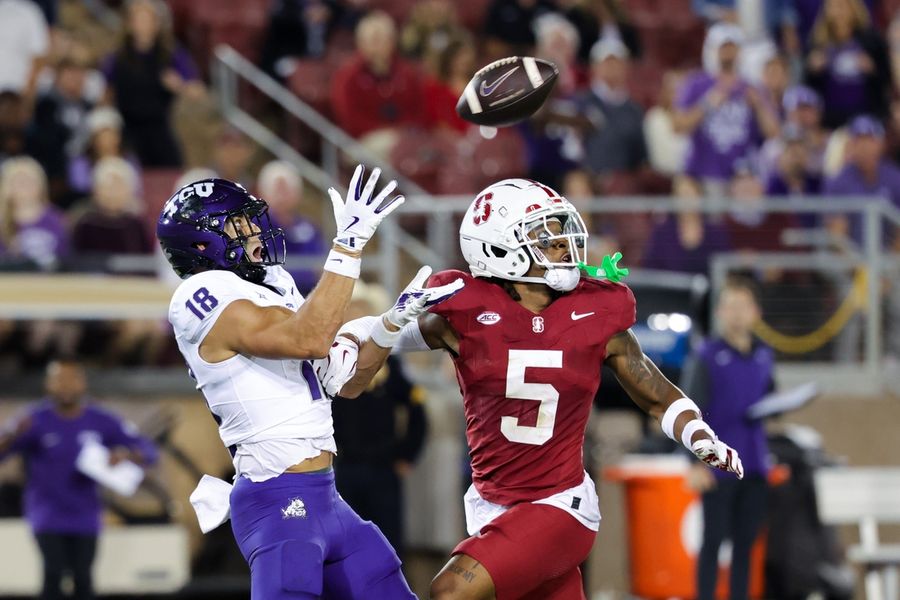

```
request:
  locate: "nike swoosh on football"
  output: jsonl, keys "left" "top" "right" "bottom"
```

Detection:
{"left": 479, "top": 66, "right": 520, "bottom": 96}
{"left": 343, "top": 216, "right": 360, "bottom": 232}
{"left": 571, "top": 311, "right": 595, "bottom": 321}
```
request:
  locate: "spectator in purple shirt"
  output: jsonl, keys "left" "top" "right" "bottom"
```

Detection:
{"left": 765, "top": 124, "right": 824, "bottom": 228}
{"left": 256, "top": 160, "right": 326, "bottom": 295}
{"left": 804, "top": 0, "right": 891, "bottom": 128}
{"left": 642, "top": 175, "right": 732, "bottom": 275}
{"left": 102, "top": 0, "right": 203, "bottom": 167}
{"left": 681, "top": 276, "right": 773, "bottom": 600}
{"left": 0, "top": 156, "right": 69, "bottom": 271}
{"left": 674, "top": 23, "right": 780, "bottom": 193}
{"left": 760, "top": 85, "right": 829, "bottom": 182}
{"left": 0, "top": 358, "right": 158, "bottom": 600}
{"left": 824, "top": 115, "right": 900, "bottom": 246}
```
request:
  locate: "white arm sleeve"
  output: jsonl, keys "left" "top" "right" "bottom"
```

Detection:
{"left": 337, "top": 316, "right": 431, "bottom": 353}
{"left": 390, "top": 321, "right": 430, "bottom": 353}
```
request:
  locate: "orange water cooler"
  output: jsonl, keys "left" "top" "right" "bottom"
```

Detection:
{"left": 604, "top": 455, "right": 785, "bottom": 600}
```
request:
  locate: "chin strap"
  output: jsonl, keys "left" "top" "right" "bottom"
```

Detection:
{"left": 577, "top": 252, "right": 630, "bottom": 282}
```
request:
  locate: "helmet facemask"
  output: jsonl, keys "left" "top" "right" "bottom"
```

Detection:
{"left": 513, "top": 209, "right": 588, "bottom": 290}
{"left": 202, "top": 198, "right": 285, "bottom": 284}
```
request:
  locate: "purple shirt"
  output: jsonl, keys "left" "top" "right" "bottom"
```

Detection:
{"left": 642, "top": 215, "right": 732, "bottom": 275}
{"left": 824, "top": 160, "right": 900, "bottom": 244}
{"left": 1, "top": 402, "right": 158, "bottom": 534}
{"left": 766, "top": 172, "right": 823, "bottom": 228}
{"left": 271, "top": 214, "right": 326, "bottom": 295}
{"left": 13, "top": 207, "right": 69, "bottom": 269}
{"left": 822, "top": 39, "right": 869, "bottom": 122}
{"left": 690, "top": 339, "right": 774, "bottom": 479}
{"left": 677, "top": 72, "right": 762, "bottom": 180}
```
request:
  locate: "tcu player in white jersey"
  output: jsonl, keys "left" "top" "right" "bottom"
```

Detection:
{"left": 157, "top": 167, "right": 462, "bottom": 600}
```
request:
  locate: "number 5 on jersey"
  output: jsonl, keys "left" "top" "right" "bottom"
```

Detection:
{"left": 501, "top": 349, "right": 562, "bottom": 445}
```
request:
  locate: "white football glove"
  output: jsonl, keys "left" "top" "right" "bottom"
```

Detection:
{"left": 313, "top": 336, "right": 359, "bottom": 397}
{"left": 328, "top": 165, "right": 404, "bottom": 252}
{"left": 384, "top": 266, "right": 464, "bottom": 329}
{"left": 692, "top": 437, "right": 744, "bottom": 479}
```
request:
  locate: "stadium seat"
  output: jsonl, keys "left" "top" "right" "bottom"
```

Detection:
{"left": 288, "top": 59, "right": 333, "bottom": 115}
{"left": 141, "top": 169, "right": 183, "bottom": 239}
{"left": 627, "top": 62, "right": 665, "bottom": 109}
{"left": 390, "top": 128, "right": 460, "bottom": 193}
{"left": 467, "top": 128, "right": 528, "bottom": 192}
{"left": 456, "top": 0, "right": 492, "bottom": 29}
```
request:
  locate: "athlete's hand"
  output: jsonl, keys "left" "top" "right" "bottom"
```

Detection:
{"left": 313, "top": 336, "right": 359, "bottom": 397}
{"left": 328, "top": 164, "right": 404, "bottom": 252}
{"left": 692, "top": 437, "right": 744, "bottom": 479}
{"left": 383, "top": 266, "right": 464, "bottom": 329}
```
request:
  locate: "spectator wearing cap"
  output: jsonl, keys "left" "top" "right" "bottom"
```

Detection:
{"left": 330, "top": 11, "right": 427, "bottom": 149}
{"left": 66, "top": 107, "right": 139, "bottom": 209}
{"left": 644, "top": 70, "right": 689, "bottom": 176}
{"left": 575, "top": 38, "right": 647, "bottom": 178}
{"left": 761, "top": 85, "right": 828, "bottom": 182}
{"left": 674, "top": 23, "right": 779, "bottom": 194}
{"left": 765, "top": 124, "right": 823, "bottom": 228}
{"left": 824, "top": 115, "right": 900, "bottom": 246}
{"left": 102, "top": 0, "right": 203, "bottom": 168}
{"left": 804, "top": 0, "right": 891, "bottom": 128}
{"left": 256, "top": 160, "right": 326, "bottom": 295}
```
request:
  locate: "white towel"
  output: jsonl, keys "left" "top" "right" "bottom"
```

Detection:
{"left": 189, "top": 475, "right": 234, "bottom": 533}
{"left": 75, "top": 438, "right": 144, "bottom": 497}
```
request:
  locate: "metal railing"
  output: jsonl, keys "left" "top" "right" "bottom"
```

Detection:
{"left": 210, "top": 44, "right": 443, "bottom": 295}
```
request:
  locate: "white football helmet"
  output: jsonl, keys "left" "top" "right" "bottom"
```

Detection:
{"left": 459, "top": 179, "right": 588, "bottom": 290}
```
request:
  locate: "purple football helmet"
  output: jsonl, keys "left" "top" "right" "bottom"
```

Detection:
{"left": 157, "top": 178, "right": 285, "bottom": 283}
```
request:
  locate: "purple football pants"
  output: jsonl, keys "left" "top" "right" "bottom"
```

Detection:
{"left": 230, "top": 470, "right": 415, "bottom": 599}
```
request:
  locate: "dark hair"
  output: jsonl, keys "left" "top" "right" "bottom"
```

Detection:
{"left": 486, "top": 277, "right": 564, "bottom": 302}
{"left": 722, "top": 273, "right": 761, "bottom": 306}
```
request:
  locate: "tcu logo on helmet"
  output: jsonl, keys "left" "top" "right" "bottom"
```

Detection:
{"left": 472, "top": 192, "right": 493, "bottom": 226}
{"left": 162, "top": 182, "right": 216, "bottom": 219}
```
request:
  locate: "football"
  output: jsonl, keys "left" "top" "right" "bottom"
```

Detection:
{"left": 456, "top": 56, "right": 559, "bottom": 127}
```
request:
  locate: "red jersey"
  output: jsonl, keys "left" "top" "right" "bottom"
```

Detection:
{"left": 428, "top": 270, "right": 636, "bottom": 505}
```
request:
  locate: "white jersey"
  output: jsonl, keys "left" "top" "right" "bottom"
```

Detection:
{"left": 168, "top": 266, "right": 335, "bottom": 482}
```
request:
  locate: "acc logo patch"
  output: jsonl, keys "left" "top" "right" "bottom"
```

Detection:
{"left": 476, "top": 311, "right": 502, "bottom": 325}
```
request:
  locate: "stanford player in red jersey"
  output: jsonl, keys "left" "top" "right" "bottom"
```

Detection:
{"left": 318, "top": 179, "right": 744, "bottom": 600}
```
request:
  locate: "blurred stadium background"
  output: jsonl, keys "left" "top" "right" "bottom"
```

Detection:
{"left": 1, "top": 0, "right": 900, "bottom": 598}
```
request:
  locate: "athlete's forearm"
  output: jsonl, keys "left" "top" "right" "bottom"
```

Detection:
{"left": 289, "top": 246, "right": 360, "bottom": 357}
{"left": 605, "top": 330, "right": 713, "bottom": 445}
{"left": 338, "top": 337, "right": 391, "bottom": 399}
{"left": 605, "top": 330, "right": 686, "bottom": 414}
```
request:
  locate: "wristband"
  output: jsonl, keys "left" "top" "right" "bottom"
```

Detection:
{"left": 323, "top": 249, "right": 361, "bottom": 279}
{"left": 660, "top": 397, "right": 701, "bottom": 440}
{"left": 370, "top": 316, "right": 402, "bottom": 348}
{"left": 681, "top": 419, "right": 714, "bottom": 449}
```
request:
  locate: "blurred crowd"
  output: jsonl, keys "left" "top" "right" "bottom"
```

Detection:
{"left": 2, "top": 0, "right": 900, "bottom": 369}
